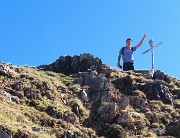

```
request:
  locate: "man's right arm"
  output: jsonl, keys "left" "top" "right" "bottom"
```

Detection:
{"left": 117, "top": 52, "right": 122, "bottom": 68}
{"left": 135, "top": 33, "right": 147, "bottom": 49}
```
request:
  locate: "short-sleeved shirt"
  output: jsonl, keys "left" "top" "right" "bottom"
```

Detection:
{"left": 120, "top": 46, "right": 136, "bottom": 64}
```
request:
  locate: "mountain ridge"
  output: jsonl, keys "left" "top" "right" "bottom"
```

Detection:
{"left": 0, "top": 53, "right": 179, "bottom": 138}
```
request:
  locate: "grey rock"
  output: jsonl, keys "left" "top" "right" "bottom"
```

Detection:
{"left": 116, "top": 111, "right": 132, "bottom": 125}
{"left": 0, "top": 127, "right": 12, "bottom": 138}
{"left": 32, "top": 127, "right": 41, "bottom": 132}
{"left": 154, "top": 70, "right": 172, "bottom": 83}
{"left": 112, "top": 78, "right": 124, "bottom": 89}
{"left": 119, "top": 96, "right": 129, "bottom": 110}
{"left": 61, "top": 93, "right": 67, "bottom": 104}
{"left": 37, "top": 53, "right": 107, "bottom": 75}
{"left": 63, "top": 111, "right": 79, "bottom": 125}
{"left": 46, "top": 106, "right": 62, "bottom": 119}
{"left": 80, "top": 89, "right": 88, "bottom": 103}
{"left": 97, "top": 102, "right": 120, "bottom": 123}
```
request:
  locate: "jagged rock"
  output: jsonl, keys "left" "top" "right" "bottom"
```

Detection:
{"left": 154, "top": 70, "right": 172, "bottom": 83}
{"left": 0, "top": 62, "right": 14, "bottom": 77}
{"left": 80, "top": 89, "right": 89, "bottom": 103}
{"left": 97, "top": 102, "right": 120, "bottom": 123}
{"left": 91, "top": 91, "right": 101, "bottom": 103}
{"left": 32, "top": 127, "right": 41, "bottom": 132}
{"left": 124, "top": 75, "right": 133, "bottom": 88}
{"left": 147, "top": 82, "right": 173, "bottom": 105}
{"left": 152, "top": 128, "right": 165, "bottom": 136}
{"left": 2, "top": 91, "right": 12, "bottom": 101}
{"left": 100, "top": 64, "right": 111, "bottom": 78}
{"left": 1, "top": 91, "right": 20, "bottom": 104}
{"left": 166, "top": 121, "right": 180, "bottom": 138}
{"left": 24, "top": 88, "right": 37, "bottom": 99}
{"left": 63, "top": 111, "right": 79, "bottom": 125}
{"left": 46, "top": 106, "right": 62, "bottom": 119}
{"left": 116, "top": 111, "right": 132, "bottom": 125}
{"left": 132, "top": 81, "right": 173, "bottom": 105}
{"left": 75, "top": 71, "right": 121, "bottom": 104}
{"left": 112, "top": 78, "right": 124, "bottom": 89}
{"left": 37, "top": 53, "right": 111, "bottom": 76}
{"left": 130, "top": 96, "right": 148, "bottom": 109}
{"left": 44, "top": 90, "right": 54, "bottom": 100}
{"left": 135, "top": 83, "right": 146, "bottom": 91}
{"left": 42, "top": 81, "right": 51, "bottom": 90}
{"left": 134, "top": 120, "right": 146, "bottom": 129}
{"left": 105, "top": 124, "right": 127, "bottom": 138}
{"left": 100, "top": 90, "right": 111, "bottom": 102}
{"left": 14, "top": 129, "right": 32, "bottom": 138}
{"left": 63, "top": 130, "right": 86, "bottom": 138}
{"left": 11, "top": 82, "right": 23, "bottom": 91}
{"left": 83, "top": 71, "right": 100, "bottom": 90}
{"left": 0, "top": 55, "right": 179, "bottom": 138}
{"left": 0, "top": 126, "right": 12, "bottom": 138}
{"left": 74, "top": 77, "right": 84, "bottom": 86}
{"left": 11, "top": 96, "right": 20, "bottom": 104}
{"left": 119, "top": 96, "right": 129, "bottom": 110}
{"left": 72, "top": 103, "right": 80, "bottom": 117}
{"left": 31, "top": 81, "right": 43, "bottom": 90}
{"left": 64, "top": 130, "right": 77, "bottom": 138}
{"left": 61, "top": 93, "right": 67, "bottom": 104}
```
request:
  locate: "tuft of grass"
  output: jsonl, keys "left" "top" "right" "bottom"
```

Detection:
{"left": 68, "top": 84, "right": 81, "bottom": 95}
{"left": 162, "top": 104, "right": 174, "bottom": 112}
{"left": 132, "top": 90, "right": 146, "bottom": 98}
{"left": 134, "top": 76, "right": 146, "bottom": 83}
{"left": 139, "top": 127, "right": 156, "bottom": 137}
{"left": 159, "top": 123, "right": 165, "bottom": 129}
{"left": 151, "top": 123, "right": 159, "bottom": 128}
{"left": 171, "top": 88, "right": 180, "bottom": 98}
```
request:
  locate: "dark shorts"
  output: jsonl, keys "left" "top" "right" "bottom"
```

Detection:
{"left": 123, "top": 62, "right": 134, "bottom": 71}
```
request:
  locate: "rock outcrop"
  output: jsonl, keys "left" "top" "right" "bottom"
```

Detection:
{"left": 38, "top": 53, "right": 110, "bottom": 77}
{"left": 0, "top": 53, "right": 179, "bottom": 138}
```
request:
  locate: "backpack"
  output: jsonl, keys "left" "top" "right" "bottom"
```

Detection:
{"left": 121, "top": 47, "right": 134, "bottom": 55}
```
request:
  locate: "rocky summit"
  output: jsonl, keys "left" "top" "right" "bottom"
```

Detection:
{"left": 0, "top": 53, "right": 180, "bottom": 138}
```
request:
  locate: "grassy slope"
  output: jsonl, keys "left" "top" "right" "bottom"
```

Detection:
{"left": 0, "top": 65, "right": 96, "bottom": 138}
{"left": 0, "top": 64, "right": 179, "bottom": 137}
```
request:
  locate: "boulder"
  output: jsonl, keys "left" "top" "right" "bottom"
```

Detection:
{"left": 119, "top": 96, "right": 129, "bottom": 110}
{"left": 37, "top": 53, "right": 109, "bottom": 75}
{"left": 105, "top": 124, "right": 127, "bottom": 138}
{"left": 0, "top": 126, "right": 12, "bottom": 138}
{"left": 97, "top": 102, "right": 120, "bottom": 123}
{"left": 63, "top": 111, "right": 79, "bottom": 125}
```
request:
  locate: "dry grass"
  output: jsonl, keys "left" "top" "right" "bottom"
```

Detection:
{"left": 0, "top": 64, "right": 179, "bottom": 137}
{"left": 0, "top": 65, "right": 96, "bottom": 137}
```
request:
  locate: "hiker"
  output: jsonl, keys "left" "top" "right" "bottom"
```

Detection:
{"left": 117, "top": 34, "right": 147, "bottom": 71}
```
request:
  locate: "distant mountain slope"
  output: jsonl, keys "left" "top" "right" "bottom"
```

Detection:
{"left": 0, "top": 53, "right": 179, "bottom": 138}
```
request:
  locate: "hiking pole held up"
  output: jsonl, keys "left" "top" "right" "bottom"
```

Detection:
{"left": 142, "top": 38, "right": 164, "bottom": 77}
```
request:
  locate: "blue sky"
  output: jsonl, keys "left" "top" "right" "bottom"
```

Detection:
{"left": 0, "top": 0, "right": 180, "bottom": 78}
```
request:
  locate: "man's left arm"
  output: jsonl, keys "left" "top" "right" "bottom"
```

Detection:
{"left": 135, "top": 34, "right": 147, "bottom": 49}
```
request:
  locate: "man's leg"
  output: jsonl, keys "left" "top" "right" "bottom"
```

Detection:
{"left": 129, "top": 63, "right": 134, "bottom": 70}
{"left": 123, "top": 63, "right": 129, "bottom": 71}
{"left": 123, "top": 62, "right": 134, "bottom": 71}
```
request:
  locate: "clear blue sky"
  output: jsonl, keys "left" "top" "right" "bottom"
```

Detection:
{"left": 0, "top": 0, "right": 180, "bottom": 78}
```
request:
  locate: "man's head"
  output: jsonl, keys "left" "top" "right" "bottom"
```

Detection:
{"left": 126, "top": 38, "right": 132, "bottom": 47}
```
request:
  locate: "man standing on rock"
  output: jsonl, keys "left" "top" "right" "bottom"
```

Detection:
{"left": 117, "top": 34, "right": 147, "bottom": 71}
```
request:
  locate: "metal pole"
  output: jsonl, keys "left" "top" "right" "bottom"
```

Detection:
{"left": 142, "top": 39, "right": 163, "bottom": 78}
{"left": 149, "top": 39, "right": 154, "bottom": 70}
{"left": 152, "top": 49, "right": 154, "bottom": 70}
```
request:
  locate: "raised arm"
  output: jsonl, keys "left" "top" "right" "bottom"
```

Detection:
{"left": 135, "top": 34, "right": 147, "bottom": 49}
